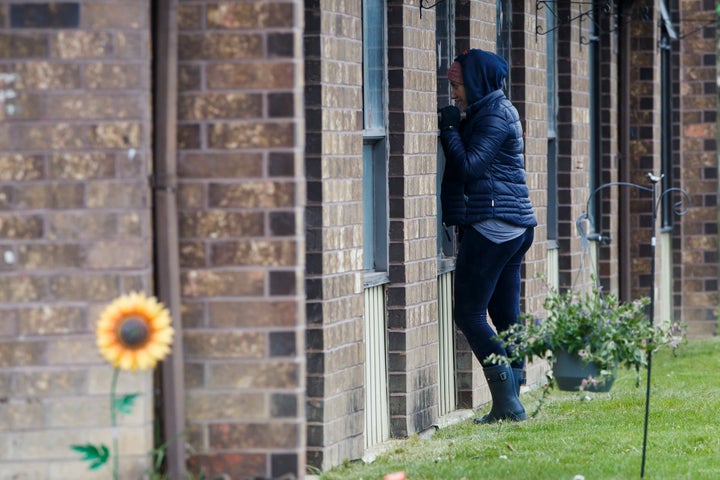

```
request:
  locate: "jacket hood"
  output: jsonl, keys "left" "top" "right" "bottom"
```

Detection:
{"left": 457, "top": 49, "right": 508, "bottom": 105}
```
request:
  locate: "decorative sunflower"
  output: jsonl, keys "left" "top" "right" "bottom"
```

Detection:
{"left": 96, "top": 292, "right": 174, "bottom": 371}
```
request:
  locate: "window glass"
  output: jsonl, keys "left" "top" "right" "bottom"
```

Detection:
{"left": 362, "top": 0, "right": 388, "bottom": 273}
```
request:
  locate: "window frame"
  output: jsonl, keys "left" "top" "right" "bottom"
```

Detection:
{"left": 362, "top": 0, "right": 389, "bottom": 280}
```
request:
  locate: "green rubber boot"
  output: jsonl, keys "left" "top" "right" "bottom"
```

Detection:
{"left": 474, "top": 364, "right": 527, "bottom": 424}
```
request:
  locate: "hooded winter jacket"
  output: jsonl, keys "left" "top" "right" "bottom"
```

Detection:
{"left": 440, "top": 49, "right": 537, "bottom": 229}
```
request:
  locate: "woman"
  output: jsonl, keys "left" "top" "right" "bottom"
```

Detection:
{"left": 438, "top": 49, "right": 537, "bottom": 423}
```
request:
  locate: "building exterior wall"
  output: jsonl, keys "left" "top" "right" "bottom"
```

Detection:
{"left": 0, "top": 0, "right": 716, "bottom": 477}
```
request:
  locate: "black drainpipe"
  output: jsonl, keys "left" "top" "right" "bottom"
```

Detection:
{"left": 151, "top": 0, "right": 186, "bottom": 477}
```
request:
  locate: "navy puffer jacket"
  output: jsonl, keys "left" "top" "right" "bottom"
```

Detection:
{"left": 440, "top": 49, "right": 537, "bottom": 228}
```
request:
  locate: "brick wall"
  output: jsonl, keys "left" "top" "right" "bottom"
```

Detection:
{"left": 303, "top": 0, "right": 365, "bottom": 470}
{"left": 627, "top": 1, "right": 663, "bottom": 300}
{"left": 555, "top": 1, "right": 593, "bottom": 290}
{"left": 596, "top": 5, "right": 620, "bottom": 292}
{"left": 0, "top": 1, "right": 154, "bottom": 477}
{"left": 677, "top": 0, "right": 718, "bottom": 335}
{"left": 176, "top": 1, "right": 306, "bottom": 478}
{"left": 385, "top": 0, "right": 441, "bottom": 438}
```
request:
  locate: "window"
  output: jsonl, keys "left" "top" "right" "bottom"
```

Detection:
{"left": 362, "top": 0, "right": 388, "bottom": 275}
{"left": 497, "top": 0, "right": 511, "bottom": 94}
{"left": 436, "top": 0, "right": 455, "bottom": 260}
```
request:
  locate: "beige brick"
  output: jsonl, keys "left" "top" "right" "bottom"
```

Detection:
{"left": 83, "top": 63, "right": 143, "bottom": 89}
{"left": 48, "top": 458, "right": 147, "bottom": 480}
{"left": 186, "top": 392, "right": 266, "bottom": 422}
{"left": 85, "top": 241, "right": 149, "bottom": 269}
{"left": 50, "top": 31, "right": 112, "bottom": 59}
{"left": 0, "top": 400, "right": 45, "bottom": 430}
{"left": 0, "top": 154, "right": 45, "bottom": 181}
{"left": 181, "top": 269, "right": 264, "bottom": 297}
{"left": 0, "top": 463, "right": 45, "bottom": 480}
{"left": 14, "top": 62, "right": 82, "bottom": 89}
{"left": 45, "top": 395, "right": 146, "bottom": 428}
{"left": 45, "top": 337, "right": 101, "bottom": 366}
{"left": 84, "top": 2, "right": 148, "bottom": 29}
{"left": 47, "top": 275, "right": 119, "bottom": 302}
{"left": 13, "top": 370, "right": 87, "bottom": 397}
{"left": 16, "top": 306, "right": 86, "bottom": 336}
{"left": 17, "top": 183, "right": 85, "bottom": 209}
{"left": 0, "top": 341, "right": 45, "bottom": 367}
{"left": 4, "top": 426, "right": 150, "bottom": 461}
{"left": 184, "top": 331, "right": 265, "bottom": 359}
{"left": 209, "top": 361, "right": 299, "bottom": 389}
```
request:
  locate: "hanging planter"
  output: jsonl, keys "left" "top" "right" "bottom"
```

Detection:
{"left": 487, "top": 277, "right": 684, "bottom": 390}
{"left": 552, "top": 350, "right": 616, "bottom": 392}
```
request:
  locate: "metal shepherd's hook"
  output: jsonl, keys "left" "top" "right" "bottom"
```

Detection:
{"left": 580, "top": 172, "right": 690, "bottom": 478}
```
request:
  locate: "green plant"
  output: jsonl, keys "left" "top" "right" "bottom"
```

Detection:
{"left": 488, "top": 279, "right": 685, "bottom": 388}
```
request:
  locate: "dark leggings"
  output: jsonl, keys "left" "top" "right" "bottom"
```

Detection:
{"left": 453, "top": 226, "right": 534, "bottom": 368}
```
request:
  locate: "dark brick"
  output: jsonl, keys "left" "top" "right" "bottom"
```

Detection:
{"left": 268, "top": 33, "right": 294, "bottom": 57}
{"left": 270, "top": 393, "right": 297, "bottom": 417}
{"left": 269, "top": 211, "right": 295, "bottom": 236}
{"left": 269, "top": 331, "right": 296, "bottom": 357}
{"left": 268, "top": 92, "right": 294, "bottom": 118}
{"left": 271, "top": 453, "right": 299, "bottom": 478}
{"left": 269, "top": 152, "right": 295, "bottom": 177}
{"left": 270, "top": 271, "right": 296, "bottom": 296}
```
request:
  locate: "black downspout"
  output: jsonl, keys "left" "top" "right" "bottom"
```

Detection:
{"left": 151, "top": 0, "right": 187, "bottom": 477}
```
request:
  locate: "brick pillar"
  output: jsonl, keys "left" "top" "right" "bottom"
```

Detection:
{"left": 555, "top": 1, "right": 593, "bottom": 291}
{"left": 677, "top": 0, "right": 718, "bottom": 335}
{"left": 303, "top": 0, "right": 366, "bottom": 471}
{"left": 176, "top": 2, "right": 306, "bottom": 478}
{"left": 385, "top": 0, "right": 441, "bottom": 438}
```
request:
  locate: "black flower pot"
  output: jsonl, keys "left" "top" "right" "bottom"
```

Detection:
{"left": 553, "top": 350, "right": 616, "bottom": 392}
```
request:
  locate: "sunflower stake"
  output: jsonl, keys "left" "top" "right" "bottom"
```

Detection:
{"left": 71, "top": 292, "right": 174, "bottom": 478}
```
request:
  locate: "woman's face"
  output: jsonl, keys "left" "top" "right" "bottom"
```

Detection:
{"left": 450, "top": 82, "right": 467, "bottom": 111}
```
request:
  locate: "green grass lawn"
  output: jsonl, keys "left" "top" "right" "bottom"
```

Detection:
{"left": 318, "top": 338, "right": 720, "bottom": 480}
